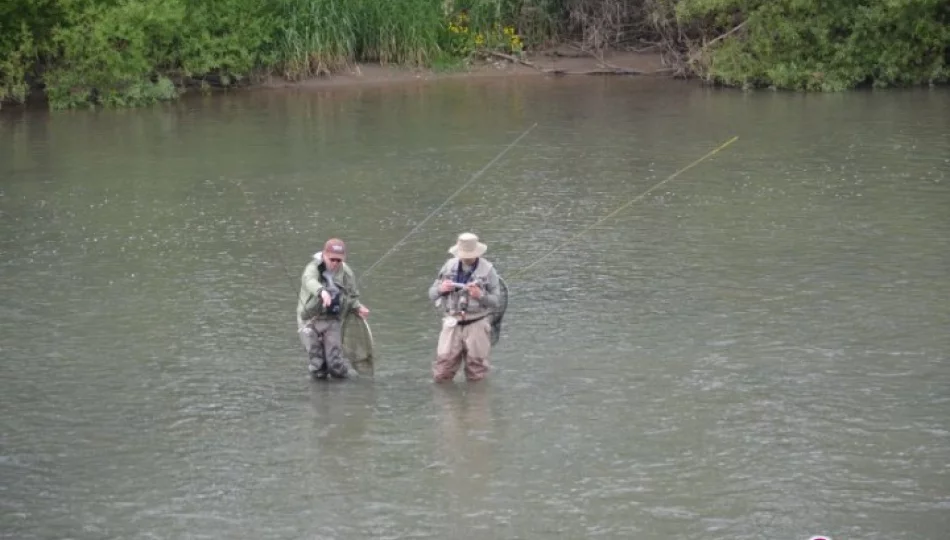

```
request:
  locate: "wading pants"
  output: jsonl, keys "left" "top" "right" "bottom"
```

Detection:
{"left": 433, "top": 316, "right": 492, "bottom": 382}
{"left": 299, "top": 318, "right": 347, "bottom": 379}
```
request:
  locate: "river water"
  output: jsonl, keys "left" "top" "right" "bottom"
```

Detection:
{"left": 1, "top": 77, "right": 948, "bottom": 540}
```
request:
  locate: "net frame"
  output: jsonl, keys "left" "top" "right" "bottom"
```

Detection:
{"left": 490, "top": 275, "right": 509, "bottom": 346}
{"left": 341, "top": 312, "right": 375, "bottom": 376}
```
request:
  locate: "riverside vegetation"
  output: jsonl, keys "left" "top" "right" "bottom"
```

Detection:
{"left": 1, "top": 0, "right": 948, "bottom": 110}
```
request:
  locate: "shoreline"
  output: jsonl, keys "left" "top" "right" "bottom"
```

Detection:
{"left": 257, "top": 50, "right": 672, "bottom": 92}
{"left": 0, "top": 50, "right": 672, "bottom": 112}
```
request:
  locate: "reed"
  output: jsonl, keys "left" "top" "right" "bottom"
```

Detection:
{"left": 273, "top": 0, "right": 450, "bottom": 78}
{"left": 273, "top": 0, "right": 358, "bottom": 79}
{"left": 352, "top": 0, "right": 445, "bottom": 65}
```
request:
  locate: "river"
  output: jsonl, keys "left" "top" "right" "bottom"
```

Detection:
{"left": 2, "top": 76, "right": 948, "bottom": 539}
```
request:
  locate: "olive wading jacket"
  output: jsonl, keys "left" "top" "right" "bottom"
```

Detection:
{"left": 297, "top": 252, "right": 363, "bottom": 323}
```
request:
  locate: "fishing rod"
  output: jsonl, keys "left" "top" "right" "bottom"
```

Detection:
{"left": 348, "top": 123, "right": 538, "bottom": 351}
{"left": 462, "top": 135, "right": 738, "bottom": 346}
{"left": 231, "top": 121, "right": 538, "bottom": 319}
{"left": 504, "top": 135, "right": 740, "bottom": 284}
{"left": 357, "top": 122, "right": 539, "bottom": 286}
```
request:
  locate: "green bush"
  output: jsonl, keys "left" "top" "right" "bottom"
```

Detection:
{"left": 2, "top": 0, "right": 947, "bottom": 109}
{"left": 177, "top": 0, "right": 276, "bottom": 83}
{"left": 3, "top": 0, "right": 543, "bottom": 108}
{"left": 0, "top": 21, "right": 35, "bottom": 105}
{"left": 678, "top": 0, "right": 950, "bottom": 91}
{"left": 0, "top": 0, "right": 61, "bottom": 105}
{"left": 43, "top": 0, "right": 182, "bottom": 108}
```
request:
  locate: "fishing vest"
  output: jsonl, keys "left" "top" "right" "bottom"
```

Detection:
{"left": 436, "top": 257, "right": 496, "bottom": 319}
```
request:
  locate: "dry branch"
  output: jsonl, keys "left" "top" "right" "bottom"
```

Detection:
{"left": 566, "top": 41, "right": 647, "bottom": 75}
{"left": 687, "top": 22, "right": 747, "bottom": 65}
{"left": 487, "top": 51, "right": 567, "bottom": 75}
{"left": 487, "top": 50, "right": 647, "bottom": 76}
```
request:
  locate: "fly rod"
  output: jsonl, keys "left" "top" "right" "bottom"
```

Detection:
{"left": 358, "top": 122, "right": 539, "bottom": 285}
{"left": 505, "top": 135, "right": 740, "bottom": 283}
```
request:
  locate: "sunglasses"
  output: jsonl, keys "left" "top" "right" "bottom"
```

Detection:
{"left": 328, "top": 258, "right": 342, "bottom": 263}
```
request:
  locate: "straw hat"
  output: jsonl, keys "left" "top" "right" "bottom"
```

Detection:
{"left": 448, "top": 232, "right": 487, "bottom": 259}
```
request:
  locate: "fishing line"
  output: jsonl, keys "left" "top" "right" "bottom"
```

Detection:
{"left": 505, "top": 135, "right": 740, "bottom": 283}
{"left": 358, "top": 122, "right": 539, "bottom": 284}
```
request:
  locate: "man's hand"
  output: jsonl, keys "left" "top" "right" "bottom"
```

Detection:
{"left": 357, "top": 305, "right": 370, "bottom": 319}
{"left": 439, "top": 279, "right": 455, "bottom": 294}
{"left": 466, "top": 282, "right": 482, "bottom": 299}
{"left": 320, "top": 290, "right": 332, "bottom": 307}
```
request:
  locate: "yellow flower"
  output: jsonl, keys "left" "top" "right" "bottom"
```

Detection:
{"left": 474, "top": 33, "right": 485, "bottom": 46}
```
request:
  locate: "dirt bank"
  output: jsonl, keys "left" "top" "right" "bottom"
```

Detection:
{"left": 0, "top": 49, "right": 670, "bottom": 112}
{"left": 260, "top": 49, "right": 671, "bottom": 91}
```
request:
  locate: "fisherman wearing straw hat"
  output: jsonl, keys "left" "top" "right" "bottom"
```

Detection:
{"left": 427, "top": 232, "right": 501, "bottom": 382}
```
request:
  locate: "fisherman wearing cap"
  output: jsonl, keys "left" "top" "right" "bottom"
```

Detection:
{"left": 427, "top": 232, "right": 501, "bottom": 382}
{"left": 297, "top": 238, "right": 370, "bottom": 379}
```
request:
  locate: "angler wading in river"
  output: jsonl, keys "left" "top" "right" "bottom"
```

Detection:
{"left": 296, "top": 238, "right": 370, "bottom": 380}
{"left": 428, "top": 232, "right": 504, "bottom": 383}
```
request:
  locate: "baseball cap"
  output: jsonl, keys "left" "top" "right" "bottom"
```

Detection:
{"left": 323, "top": 238, "right": 346, "bottom": 258}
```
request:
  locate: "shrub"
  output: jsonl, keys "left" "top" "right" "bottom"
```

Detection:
{"left": 677, "top": 0, "right": 950, "bottom": 91}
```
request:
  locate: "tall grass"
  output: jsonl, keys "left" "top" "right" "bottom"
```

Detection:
{"left": 271, "top": 0, "right": 556, "bottom": 78}
{"left": 354, "top": 0, "right": 445, "bottom": 65}
{"left": 273, "top": 0, "right": 357, "bottom": 79}
{"left": 273, "top": 0, "right": 449, "bottom": 79}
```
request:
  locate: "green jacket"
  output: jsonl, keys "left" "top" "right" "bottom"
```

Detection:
{"left": 296, "top": 253, "right": 363, "bottom": 321}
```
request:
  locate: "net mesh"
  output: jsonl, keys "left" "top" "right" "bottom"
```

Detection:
{"left": 342, "top": 312, "right": 375, "bottom": 376}
{"left": 490, "top": 276, "right": 509, "bottom": 346}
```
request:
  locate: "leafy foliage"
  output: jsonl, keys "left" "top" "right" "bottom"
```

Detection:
{"left": 1, "top": 0, "right": 947, "bottom": 108}
{"left": 677, "top": 0, "right": 950, "bottom": 91}
{"left": 43, "top": 0, "right": 182, "bottom": 108}
{"left": 177, "top": 0, "right": 276, "bottom": 82}
{"left": 0, "top": 0, "right": 61, "bottom": 105}
{"left": 442, "top": 9, "right": 526, "bottom": 59}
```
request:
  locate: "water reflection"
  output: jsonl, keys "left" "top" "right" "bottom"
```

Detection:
{"left": 432, "top": 382, "right": 496, "bottom": 499}
{"left": 307, "top": 380, "right": 377, "bottom": 445}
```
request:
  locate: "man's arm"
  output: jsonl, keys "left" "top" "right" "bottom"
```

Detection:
{"left": 478, "top": 268, "right": 500, "bottom": 309}
{"left": 302, "top": 261, "right": 323, "bottom": 296}
{"left": 428, "top": 262, "right": 450, "bottom": 302}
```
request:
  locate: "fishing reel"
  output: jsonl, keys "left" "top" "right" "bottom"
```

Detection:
{"left": 326, "top": 291, "right": 342, "bottom": 316}
{"left": 452, "top": 280, "right": 480, "bottom": 314}
{"left": 322, "top": 271, "right": 343, "bottom": 316}
{"left": 457, "top": 289, "right": 470, "bottom": 314}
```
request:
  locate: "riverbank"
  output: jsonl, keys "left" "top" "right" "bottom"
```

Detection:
{"left": 4, "top": 0, "right": 946, "bottom": 109}
{"left": 259, "top": 49, "right": 670, "bottom": 91}
{"left": 0, "top": 49, "right": 670, "bottom": 113}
